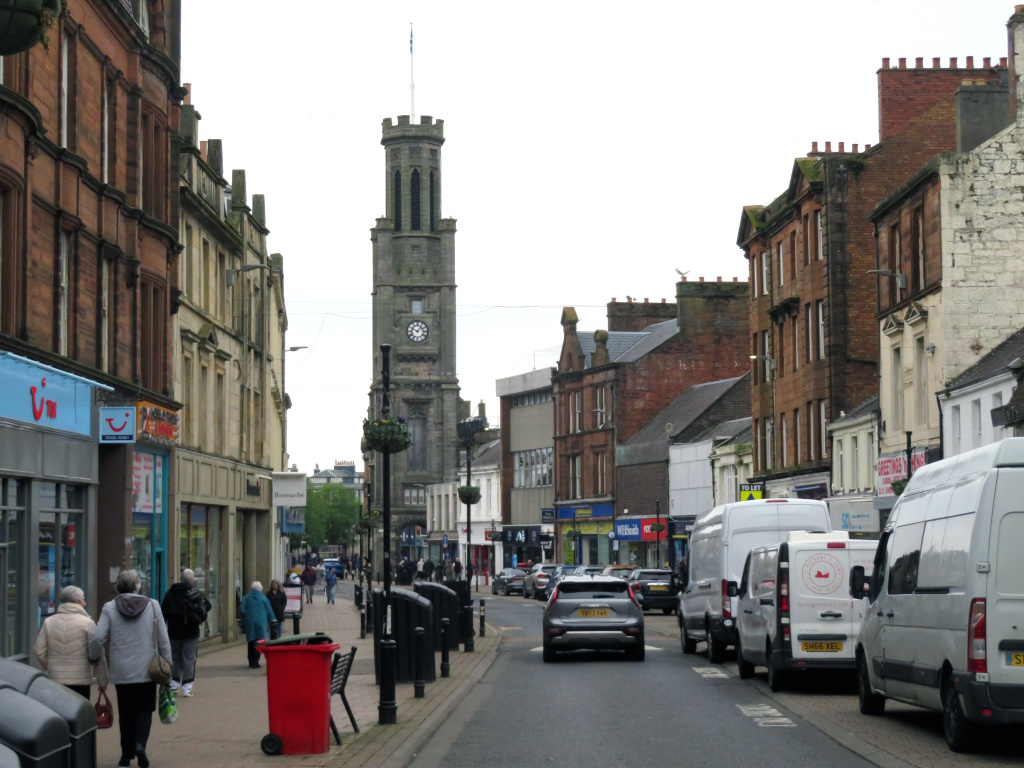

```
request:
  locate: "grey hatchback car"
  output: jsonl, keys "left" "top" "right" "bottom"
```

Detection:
{"left": 542, "top": 575, "right": 645, "bottom": 662}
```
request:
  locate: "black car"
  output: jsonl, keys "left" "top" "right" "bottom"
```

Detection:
{"left": 544, "top": 564, "right": 583, "bottom": 601}
{"left": 492, "top": 568, "right": 527, "bottom": 596}
{"left": 626, "top": 568, "right": 678, "bottom": 614}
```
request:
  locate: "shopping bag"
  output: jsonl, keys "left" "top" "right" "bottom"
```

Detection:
{"left": 158, "top": 684, "right": 178, "bottom": 725}
{"left": 94, "top": 687, "right": 113, "bottom": 729}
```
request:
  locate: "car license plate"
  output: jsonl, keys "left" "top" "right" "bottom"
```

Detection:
{"left": 1007, "top": 652, "right": 1024, "bottom": 666}
{"left": 578, "top": 609, "right": 609, "bottom": 618}
{"left": 649, "top": 585, "right": 667, "bottom": 591}
{"left": 801, "top": 641, "right": 843, "bottom": 652}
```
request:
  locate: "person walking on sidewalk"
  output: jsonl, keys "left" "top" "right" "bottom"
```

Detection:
{"left": 160, "top": 568, "right": 210, "bottom": 697}
{"left": 239, "top": 581, "right": 275, "bottom": 669}
{"left": 33, "top": 585, "right": 108, "bottom": 701}
{"left": 301, "top": 564, "right": 317, "bottom": 603}
{"left": 92, "top": 569, "right": 171, "bottom": 768}
{"left": 267, "top": 580, "right": 286, "bottom": 640}
{"left": 324, "top": 568, "right": 337, "bottom": 604}
{"left": 416, "top": 558, "right": 425, "bottom": 580}
{"left": 443, "top": 559, "right": 454, "bottom": 581}
{"left": 453, "top": 557, "right": 463, "bottom": 581}
{"left": 423, "top": 556, "right": 435, "bottom": 582}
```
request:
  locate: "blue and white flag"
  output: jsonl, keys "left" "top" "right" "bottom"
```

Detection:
{"left": 410, "top": 26, "right": 413, "bottom": 54}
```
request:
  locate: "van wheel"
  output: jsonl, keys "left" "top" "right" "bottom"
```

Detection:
{"left": 857, "top": 654, "right": 885, "bottom": 715}
{"left": 767, "top": 642, "right": 786, "bottom": 692}
{"left": 736, "top": 636, "right": 755, "bottom": 680}
{"left": 707, "top": 624, "right": 726, "bottom": 664}
{"left": 943, "top": 679, "right": 978, "bottom": 752}
{"left": 681, "top": 623, "right": 697, "bottom": 654}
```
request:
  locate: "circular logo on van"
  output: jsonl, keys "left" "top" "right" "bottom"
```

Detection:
{"left": 801, "top": 553, "right": 844, "bottom": 595}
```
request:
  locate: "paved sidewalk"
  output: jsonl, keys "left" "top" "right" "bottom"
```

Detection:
{"left": 96, "top": 580, "right": 499, "bottom": 768}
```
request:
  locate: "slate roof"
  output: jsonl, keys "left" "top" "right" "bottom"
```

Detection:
{"left": 690, "top": 416, "right": 751, "bottom": 444}
{"left": 945, "top": 325, "right": 1024, "bottom": 392}
{"left": 716, "top": 423, "right": 752, "bottom": 450}
{"left": 578, "top": 331, "right": 649, "bottom": 368}
{"left": 616, "top": 320, "right": 680, "bottom": 363}
{"left": 617, "top": 376, "right": 745, "bottom": 466}
{"left": 830, "top": 395, "right": 879, "bottom": 427}
{"left": 461, "top": 439, "right": 501, "bottom": 471}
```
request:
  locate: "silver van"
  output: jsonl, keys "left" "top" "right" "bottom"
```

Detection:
{"left": 851, "top": 438, "right": 1024, "bottom": 752}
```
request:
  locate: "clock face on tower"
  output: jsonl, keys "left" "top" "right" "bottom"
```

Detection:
{"left": 406, "top": 320, "right": 429, "bottom": 343}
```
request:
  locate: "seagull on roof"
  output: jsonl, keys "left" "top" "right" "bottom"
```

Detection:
{"left": 675, "top": 268, "right": 690, "bottom": 277}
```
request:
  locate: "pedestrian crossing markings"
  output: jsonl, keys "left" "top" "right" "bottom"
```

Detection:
{"left": 737, "top": 703, "right": 796, "bottom": 727}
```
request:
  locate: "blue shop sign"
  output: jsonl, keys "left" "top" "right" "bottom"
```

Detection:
{"left": 0, "top": 351, "right": 109, "bottom": 436}
{"left": 557, "top": 503, "right": 613, "bottom": 520}
{"left": 400, "top": 526, "right": 417, "bottom": 546}
{"left": 614, "top": 520, "right": 642, "bottom": 541}
{"left": 541, "top": 507, "right": 555, "bottom": 525}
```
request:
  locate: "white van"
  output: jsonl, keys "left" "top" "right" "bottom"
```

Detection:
{"left": 852, "top": 438, "right": 1024, "bottom": 752}
{"left": 732, "top": 531, "right": 876, "bottom": 691}
{"left": 678, "top": 498, "right": 832, "bottom": 663}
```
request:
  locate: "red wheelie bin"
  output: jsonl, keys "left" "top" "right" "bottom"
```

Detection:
{"left": 257, "top": 633, "right": 339, "bottom": 755}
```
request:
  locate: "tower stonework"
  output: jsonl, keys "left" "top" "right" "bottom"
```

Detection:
{"left": 368, "top": 115, "right": 460, "bottom": 538}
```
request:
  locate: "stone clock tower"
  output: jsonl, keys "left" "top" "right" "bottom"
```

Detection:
{"left": 368, "top": 115, "right": 460, "bottom": 542}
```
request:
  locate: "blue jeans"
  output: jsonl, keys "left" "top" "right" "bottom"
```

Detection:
{"left": 326, "top": 584, "right": 335, "bottom": 603}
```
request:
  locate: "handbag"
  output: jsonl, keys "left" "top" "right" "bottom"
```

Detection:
{"left": 158, "top": 684, "right": 177, "bottom": 725}
{"left": 147, "top": 603, "right": 172, "bottom": 685}
{"left": 94, "top": 687, "right": 113, "bottom": 729}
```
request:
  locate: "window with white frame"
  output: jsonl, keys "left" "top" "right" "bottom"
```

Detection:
{"left": 951, "top": 405, "right": 961, "bottom": 454}
{"left": 723, "top": 464, "right": 737, "bottom": 503}
{"left": 972, "top": 398, "right": 982, "bottom": 449}
{"left": 851, "top": 435, "right": 859, "bottom": 489}
{"left": 596, "top": 453, "right": 606, "bottom": 495}
{"left": 795, "top": 409, "right": 802, "bottom": 464}
{"left": 866, "top": 431, "right": 875, "bottom": 481}
{"left": 817, "top": 300, "right": 825, "bottom": 359}
{"left": 568, "top": 454, "right": 582, "bottom": 499}
{"left": 766, "top": 418, "right": 774, "bottom": 470}
{"left": 816, "top": 210, "right": 823, "bottom": 260}
{"left": 837, "top": 439, "right": 844, "bottom": 488}
{"left": 752, "top": 255, "right": 758, "bottom": 297}
{"left": 820, "top": 400, "right": 827, "bottom": 458}
{"left": 595, "top": 385, "right": 607, "bottom": 428}
{"left": 778, "top": 241, "right": 785, "bottom": 286}
{"left": 58, "top": 231, "right": 70, "bottom": 355}
{"left": 762, "top": 330, "right": 771, "bottom": 381}
{"left": 805, "top": 304, "right": 812, "bottom": 362}
{"left": 754, "top": 419, "right": 761, "bottom": 470}
{"left": 60, "top": 34, "right": 69, "bottom": 149}
{"left": 808, "top": 402, "right": 815, "bottom": 461}
{"left": 574, "top": 391, "right": 582, "bottom": 433}
{"left": 513, "top": 447, "right": 553, "bottom": 488}
{"left": 781, "top": 414, "right": 788, "bottom": 468}
{"left": 792, "top": 317, "right": 798, "bottom": 372}
{"left": 761, "top": 252, "right": 768, "bottom": 295}
{"left": 891, "top": 346, "right": 903, "bottom": 430}
{"left": 102, "top": 79, "right": 111, "bottom": 184}
{"left": 915, "top": 336, "right": 928, "bottom": 426}
{"left": 100, "top": 259, "right": 110, "bottom": 372}
{"left": 993, "top": 393, "right": 1004, "bottom": 440}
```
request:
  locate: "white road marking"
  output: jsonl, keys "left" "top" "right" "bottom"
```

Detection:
{"left": 737, "top": 703, "right": 796, "bottom": 727}
{"left": 499, "top": 627, "right": 523, "bottom": 631}
{"left": 693, "top": 666, "right": 729, "bottom": 679}
{"left": 530, "top": 645, "right": 663, "bottom": 652}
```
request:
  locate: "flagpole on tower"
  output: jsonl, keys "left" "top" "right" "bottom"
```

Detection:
{"left": 410, "top": 23, "right": 415, "bottom": 121}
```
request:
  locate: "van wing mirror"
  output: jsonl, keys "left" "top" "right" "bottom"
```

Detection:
{"left": 850, "top": 566, "right": 866, "bottom": 598}
{"left": 726, "top": 581, "right": 739, "bottom": 598}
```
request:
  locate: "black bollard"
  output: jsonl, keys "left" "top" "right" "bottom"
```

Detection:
{"left": 366, "top": 596, "right": 374, "bottom": 635}
{"left": 440, "top": 618, "right": 450, "bottom": 678}
{"left": 292, "top": 614, "right": 300, "bottom": 636}
{"left": 479, "top": 598, "right": 486, "bottom": 638}
{"left": 463, "top": 603, "right": 475, "bottom": 653}
{"left": 414, "top": 627, "right": 425, "bottom": 699}
{"left": 378, "top": 637, "right": 398, "bottom": 724}
{"left": 355, "top": 584, "right": 363, "bottom": 608}
{"left": 360, "top": 605, "right": 366, "bottom": 639}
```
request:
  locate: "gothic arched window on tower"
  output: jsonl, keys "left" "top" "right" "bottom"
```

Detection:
{"left": 429, "top": 171, "right": 436, "bottom": 232}
{"left": 411, "top": 169, "right": 421, "bottom": 231}
{"left": 393, "top": 169, "right": 402, "bottom": 231}
{"left": 407, "top": 408, "right": 427, "bottom": 471}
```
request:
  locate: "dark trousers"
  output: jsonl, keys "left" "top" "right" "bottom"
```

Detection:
{"left": 115, "top": 682, "right": 156, "bottom": 761}
{"left": 247, "top": 641, "right": 261, "bottom": 667}
{"left": 67, "top": 684, "right": 90, "bottom": 700}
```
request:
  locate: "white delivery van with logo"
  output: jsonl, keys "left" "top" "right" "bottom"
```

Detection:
{"left": 852, "top": 438, "right": 1024, "bottom": 752}
{"left": 678, "top": 498, "right": 831, "bottom": 663}
{"left": 732, "top": 531, "right": 876, "bottom": 691}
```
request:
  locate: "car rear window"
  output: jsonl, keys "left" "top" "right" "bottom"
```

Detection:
{"left": 638, "top": 571, "right": 670, "bottom": 580}
{"left": 542, "top": 566, "right": 557, "bottom": 574}
{"left": 558, "top": 580, "right": 629, "bottom": 596}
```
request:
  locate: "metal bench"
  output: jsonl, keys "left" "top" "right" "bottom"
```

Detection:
{"left": 329, "top": 646, "right": 359, "bottom": 744}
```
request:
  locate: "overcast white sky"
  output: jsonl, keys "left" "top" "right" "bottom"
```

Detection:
{"left": 181, "top": 0, "right": 1015, "bottom": 475}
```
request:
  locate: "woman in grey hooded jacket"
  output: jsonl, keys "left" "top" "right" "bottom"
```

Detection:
{"left": 92, "top": 570, "right": 171, "bottom": 768}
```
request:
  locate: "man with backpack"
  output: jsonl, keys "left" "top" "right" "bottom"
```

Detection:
{"left": 161, "top": 568, "right": 212, "bottom": 697}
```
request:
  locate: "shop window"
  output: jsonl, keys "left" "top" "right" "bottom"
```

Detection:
{"left": 179, "top": 504, "right": 220, "bottom": 636}
{"left": 1, "top": 477, "right": 25, "bottom": 657}
{"left": 37, "top": 482, "right": 86, "bottom": 627}
{"left": 132, "top": 451, "right": 166, "bottom": 598}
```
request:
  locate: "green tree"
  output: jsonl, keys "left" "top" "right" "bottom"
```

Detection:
{"left": 290, "top": 481, "right": 361, "bottom": 552}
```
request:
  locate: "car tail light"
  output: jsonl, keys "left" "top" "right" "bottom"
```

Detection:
{"left": 628, "top": 584, "right": 641, "bottom": 609}
{"left": 779, "top": 564, "right": 790, "bottom": 616}
{"left": 721, "top": 579, "right": 731, "bottom": 619}
{"left": 968, "top": 598, "right": 987, "bottom": 674}
{"left": 827, "top": 542, "right": 846, "bottom": 549}
{"left": 549, "top": 586, "right": 559, "bottom": 604}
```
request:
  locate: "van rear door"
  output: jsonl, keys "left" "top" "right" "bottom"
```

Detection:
{"left": 989, "top": 468, "right": 1024, "bottom": 693}
{"left": 789, "top": 542, "right": 857, "bottom": 663}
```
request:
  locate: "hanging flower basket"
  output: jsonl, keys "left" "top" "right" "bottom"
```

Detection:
{"left": 890, "top": 479, "right": 908, "bottom": 496}
{"left": 0, "top": 0, "right": 60, "bottom": 55}
{"left": 457, "top": 485, "right": 481, "bottom": 505}
{"left": 650, "top": 522, "right": 666, "bottom": 534}
{"left": 362, "top": 415, "right": 411, "bottom": 454}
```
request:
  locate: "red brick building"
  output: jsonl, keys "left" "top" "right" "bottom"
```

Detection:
{"left": 0, "top": 0, "right": 184, "bottom": 631}
{"left": 737, "top": 55, "right": 1006, "bottom": 499}
{"left": 551, "top": 279, "right": 749, "bottom": 564}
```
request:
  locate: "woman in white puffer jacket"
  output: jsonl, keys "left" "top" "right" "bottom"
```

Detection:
{"left": 33, "top": 585, "right": 108, "bottom": 700}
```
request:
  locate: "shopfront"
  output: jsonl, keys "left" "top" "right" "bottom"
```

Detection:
{"left": 557, "top": 503, "right": 613, "bottom": 565}
{"left": 612, "top": 516, "right": 669, "bottom": 568}
{"left": 501, "top": 525, "right": 542, "bottom": 569}
{"left": 0, "top": 352, "right": 109, "bottom": 659}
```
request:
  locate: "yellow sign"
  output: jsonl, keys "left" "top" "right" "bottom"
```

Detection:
{"left": 739, "top": 483, "right": 764, "bottom": 502}
{"left": 575, "top": 521, "right": 612, "bottom": 535}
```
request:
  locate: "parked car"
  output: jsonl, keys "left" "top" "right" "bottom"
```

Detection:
{"left": 732, "top": 531, "right": 876, "bottom": 691}
{"left": 601, "top": 564, "right": 636, "bottom": 580}
{"left": 523, "top": 563, "right": 560, "bottom": 600}
{"left": 851, "top": 438, "right": 1024, "bottom": 752}
{"left": 544, "top": 564, "right": 583, "bottom": 601}
{"left": 679, "top": 498, "right": 832, "bottom": 663}
{"left": 542, "top": 575, "right": 645, "bottom": 662}
{"left": 491, "top": 568, "right": 527, "bottom": 596}
{"left": 576, "top": 566, "right": 604, "bottom": 576}
{"left": 626, "top": 568, "right": 678, "bottom": 614}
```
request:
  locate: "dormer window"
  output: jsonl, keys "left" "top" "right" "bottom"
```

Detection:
{"left": 132, "top": 0, "right": 150, "bottom": 38}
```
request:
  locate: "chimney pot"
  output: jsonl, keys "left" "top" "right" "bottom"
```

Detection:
{"left": 967, "top": 56, "right": 974, "bottom": 69}
{"left": 899, "top": 57, "right": 907, "bottom": 68}
{"left": 950, "top": 57, "right": 958, "bottom": 68}
{"left": 853, "top": 143, "right": 859, "bottom": 153}
{"left": 933, "top": 57, "right": 941, "bottom": 68}
{"left": 717, "top": 276, "right": 722, "bottom": 282}
{"left": 183, "top": 83, "right": 192, "bottom": 105}
{"left": 699, "top": 276, "right": 705, "bottom": 283}
{"left": 825, "top": 141, "right": 832, "bottom": 152}
{"left": 611, "top": 297, "right": 616, "bottom": 302}
{"left": 866, "top": 144, "right": 872, "bottom": 150}
{"left": 644, "top": 298, "right": 649, "bottom": 303}
{"left": 733, "top": 277, "right": 738, "bottom": 282}
{"left": 1017, "top": 4, "right": 1024, "bottom": 12}
{"left": 882, "top": 57, "right": 890, "bottom": 68}
{"left": 1001, "top": 56, "right": 1008, "bottom": 68}
{"left": 984, "top": 57, "right": 992, "bottom": 68}
{"left": 839, "top": 141, "right": 845, "bottom": 152}
{"left": 811, "top": 141, "right": 819, "bottom": 152}
{"left": 915, "top": 57, "right": 923, "bottom": 68}
{"left": 661, "top": 298, "right": 666, "bottom": 303}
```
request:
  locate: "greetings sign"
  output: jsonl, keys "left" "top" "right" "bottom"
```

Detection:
{"left": 132, "top": 451, "right": 163, "bottom": 515}
{"left": 137, "top": 401, "right": 179, "bottom": 443}
{"left": 876, "top": 449, "right": 928, "bottom": 495}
